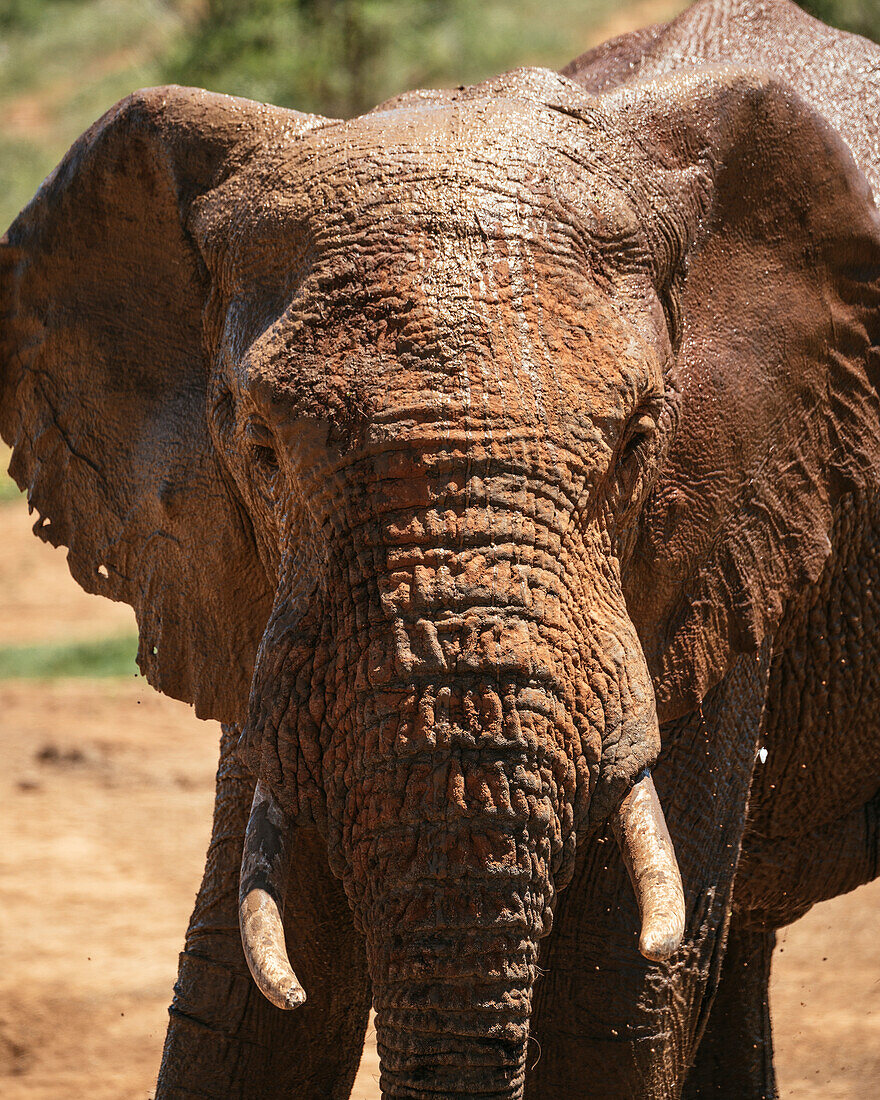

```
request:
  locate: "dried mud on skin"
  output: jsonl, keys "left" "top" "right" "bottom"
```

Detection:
{"left": 0, "top": 483, "right": 878, "bottom": 1098}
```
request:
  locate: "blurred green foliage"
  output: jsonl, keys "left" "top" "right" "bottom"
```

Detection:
{"left": 799, "top": 0, "right": 880, "bottom": 40}
{"left": 166, "top": 0, "right": 634, "bottom": 119}
{"left": 0, "top": 0, "right": 876, "bottom": 230}
{"left": 0, "top": 634, "right": 140, "bottom": 678}
{"left": 164, "top": 0, "right": 880, "bottom": 120}
{"left": 0, "top": 444, "right": 21, "bottom": 500}
{"left": 0, "top": 471, "right": 23, "bottom": 501}
{"left": 0, "top": 0, "right": 186, "bottom": 227}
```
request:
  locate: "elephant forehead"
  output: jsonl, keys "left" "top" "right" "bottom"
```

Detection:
{"left": 209, "top": 95, "right": 645, "bottom": 286}
{"left": 214, "top": 107, "right": 654, "bottom": 373}
{"left": 289, "top": 96, "right": 577, "bottom": 203}
{"left": 206, "top": 94, "right": 663, "bottom": 442}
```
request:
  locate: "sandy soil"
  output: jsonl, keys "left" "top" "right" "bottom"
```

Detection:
{"left": 2, "top": 487, "right": 879, "bottom": 1097}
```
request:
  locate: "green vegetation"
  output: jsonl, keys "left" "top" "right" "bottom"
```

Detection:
{"left": 162, "top": 0, "right": 880, "bottom": 120}
{"left": 0, "top": 471, "right": 22, "bottom": 501}
{"left": 0, "top": 445, "right": 21, "bottom": 501}
{"left": 0, "top": 0, "right": 188, "bottom": 228}
{"left": 0, "top": 477, "right": 22, "bottom": 502}
{"left": 0, "top": 1, "right": 878, "bottom": 228}
{"left": 0, "top": 633, "right": 140, "bottom": 679}
{"left": 165, "top": 0, "right": 642, "bottom": 120}
{"left": 800, "top": 0, "right": 880, "bottom": 40}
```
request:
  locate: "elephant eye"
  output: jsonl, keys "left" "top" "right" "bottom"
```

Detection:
{"left": 608, "top": 407, "right": 661, "bottom": 520}
{"left": 254, "top": 444, "right": 279, "bottom": 472}
{"left": 245, "top": 419, "right": 280, "bottom": 473}
{"left": 619, "top": 412, "right": 655, "bottom": 462}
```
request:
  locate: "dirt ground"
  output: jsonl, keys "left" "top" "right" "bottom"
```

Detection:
{"left": 1, "top": 492, "right": 878, "bottom": 1098}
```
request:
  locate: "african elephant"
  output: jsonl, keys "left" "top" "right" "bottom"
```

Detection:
{"left": 2, "top": 0, "right": 878, "bottom": 1096}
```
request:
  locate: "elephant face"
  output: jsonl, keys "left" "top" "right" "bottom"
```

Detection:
{"left": 3, "top": 66, "right": 879, "bottom": 1097}
{"left": 212, "top": 93, "right": 668, "bottom": 831}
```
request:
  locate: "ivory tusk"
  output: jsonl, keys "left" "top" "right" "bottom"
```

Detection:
{"left": 612, "top": 770, "right": 685, "bottom": 962}
{"left": 239, "top": 779, "right": 306, "bottom": 1010}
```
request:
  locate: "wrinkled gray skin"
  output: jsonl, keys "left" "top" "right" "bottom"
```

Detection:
{"left": 1, "top": 1, "right": 879, "bottom": 1097}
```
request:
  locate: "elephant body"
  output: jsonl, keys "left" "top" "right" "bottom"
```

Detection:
{"left": 2, "top": 1, "right": 879, "bottom": 1097}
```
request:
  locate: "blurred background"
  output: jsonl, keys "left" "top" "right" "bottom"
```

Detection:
{"left": 1, "top": 2, "right": 879, "bottom": 1097}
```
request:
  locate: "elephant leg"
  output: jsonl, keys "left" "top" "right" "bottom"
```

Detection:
{"left": 683, "top": 922, "right": 776, "bottom": 1099}
{"left": 526, "top": 650, "right": 771, "bottom": 1099}
{"left": 157, "top": 725, "right": 371, "bottom": 1100}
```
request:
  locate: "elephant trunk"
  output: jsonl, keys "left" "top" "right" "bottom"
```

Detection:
{"left": 238, "top": 768, "right": 684, "bottom": 1019}
{"left": 343, "top": 738, "right": 557, "bottom": 1099}
{"left": 238, "top": 469, "right": 685, "bottom": 1092}
{"left": 370, "top": 918, "right": 536, "bottom": 1098}
{"left": 240, "top": 709, "right": 683, "bottom": 1098}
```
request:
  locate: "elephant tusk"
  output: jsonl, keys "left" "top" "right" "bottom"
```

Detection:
{"left": 239, "top": 779, "right": 306, "bottom": 1010}
{"left": 612, "top": 770, "right": 685, "bottom": 962}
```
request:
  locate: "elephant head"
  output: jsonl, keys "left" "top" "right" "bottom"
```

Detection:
{"left": 2, "top": 65, "right": 879, "bottom": 1097}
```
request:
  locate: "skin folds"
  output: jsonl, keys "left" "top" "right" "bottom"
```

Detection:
{"left": 2, "top": 2, "right": 879, "bottom": 1096}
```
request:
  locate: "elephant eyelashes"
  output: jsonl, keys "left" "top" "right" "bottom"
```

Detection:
{"left": 243, "top": 420, "right": 282, "bottom": 510}
{"left": 606, "top": 410, "right": 659, "bottom": 519}
{"left": 619, "top": 412, "right": 656, "bottom": 464}
{"left": 253, "top": 444, "right": 279, "bottom": 472}
{"left": 245, "top": 420, "right": 280, "bottom": 473}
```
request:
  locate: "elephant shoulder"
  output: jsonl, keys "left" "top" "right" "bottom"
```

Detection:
{"left": 562, "top": 0, "right": 880, "bottom": 200}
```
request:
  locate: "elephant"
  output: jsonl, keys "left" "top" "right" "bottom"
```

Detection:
{"left": 2, "top": 0, "right": 879, "bottom": 1095}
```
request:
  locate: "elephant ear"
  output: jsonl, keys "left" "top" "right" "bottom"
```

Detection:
{"left": 599, "top": 69, "right": 880, "bottom": 720}
{"left": 0, "top": 86, "right": 326, "bottom": 723}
